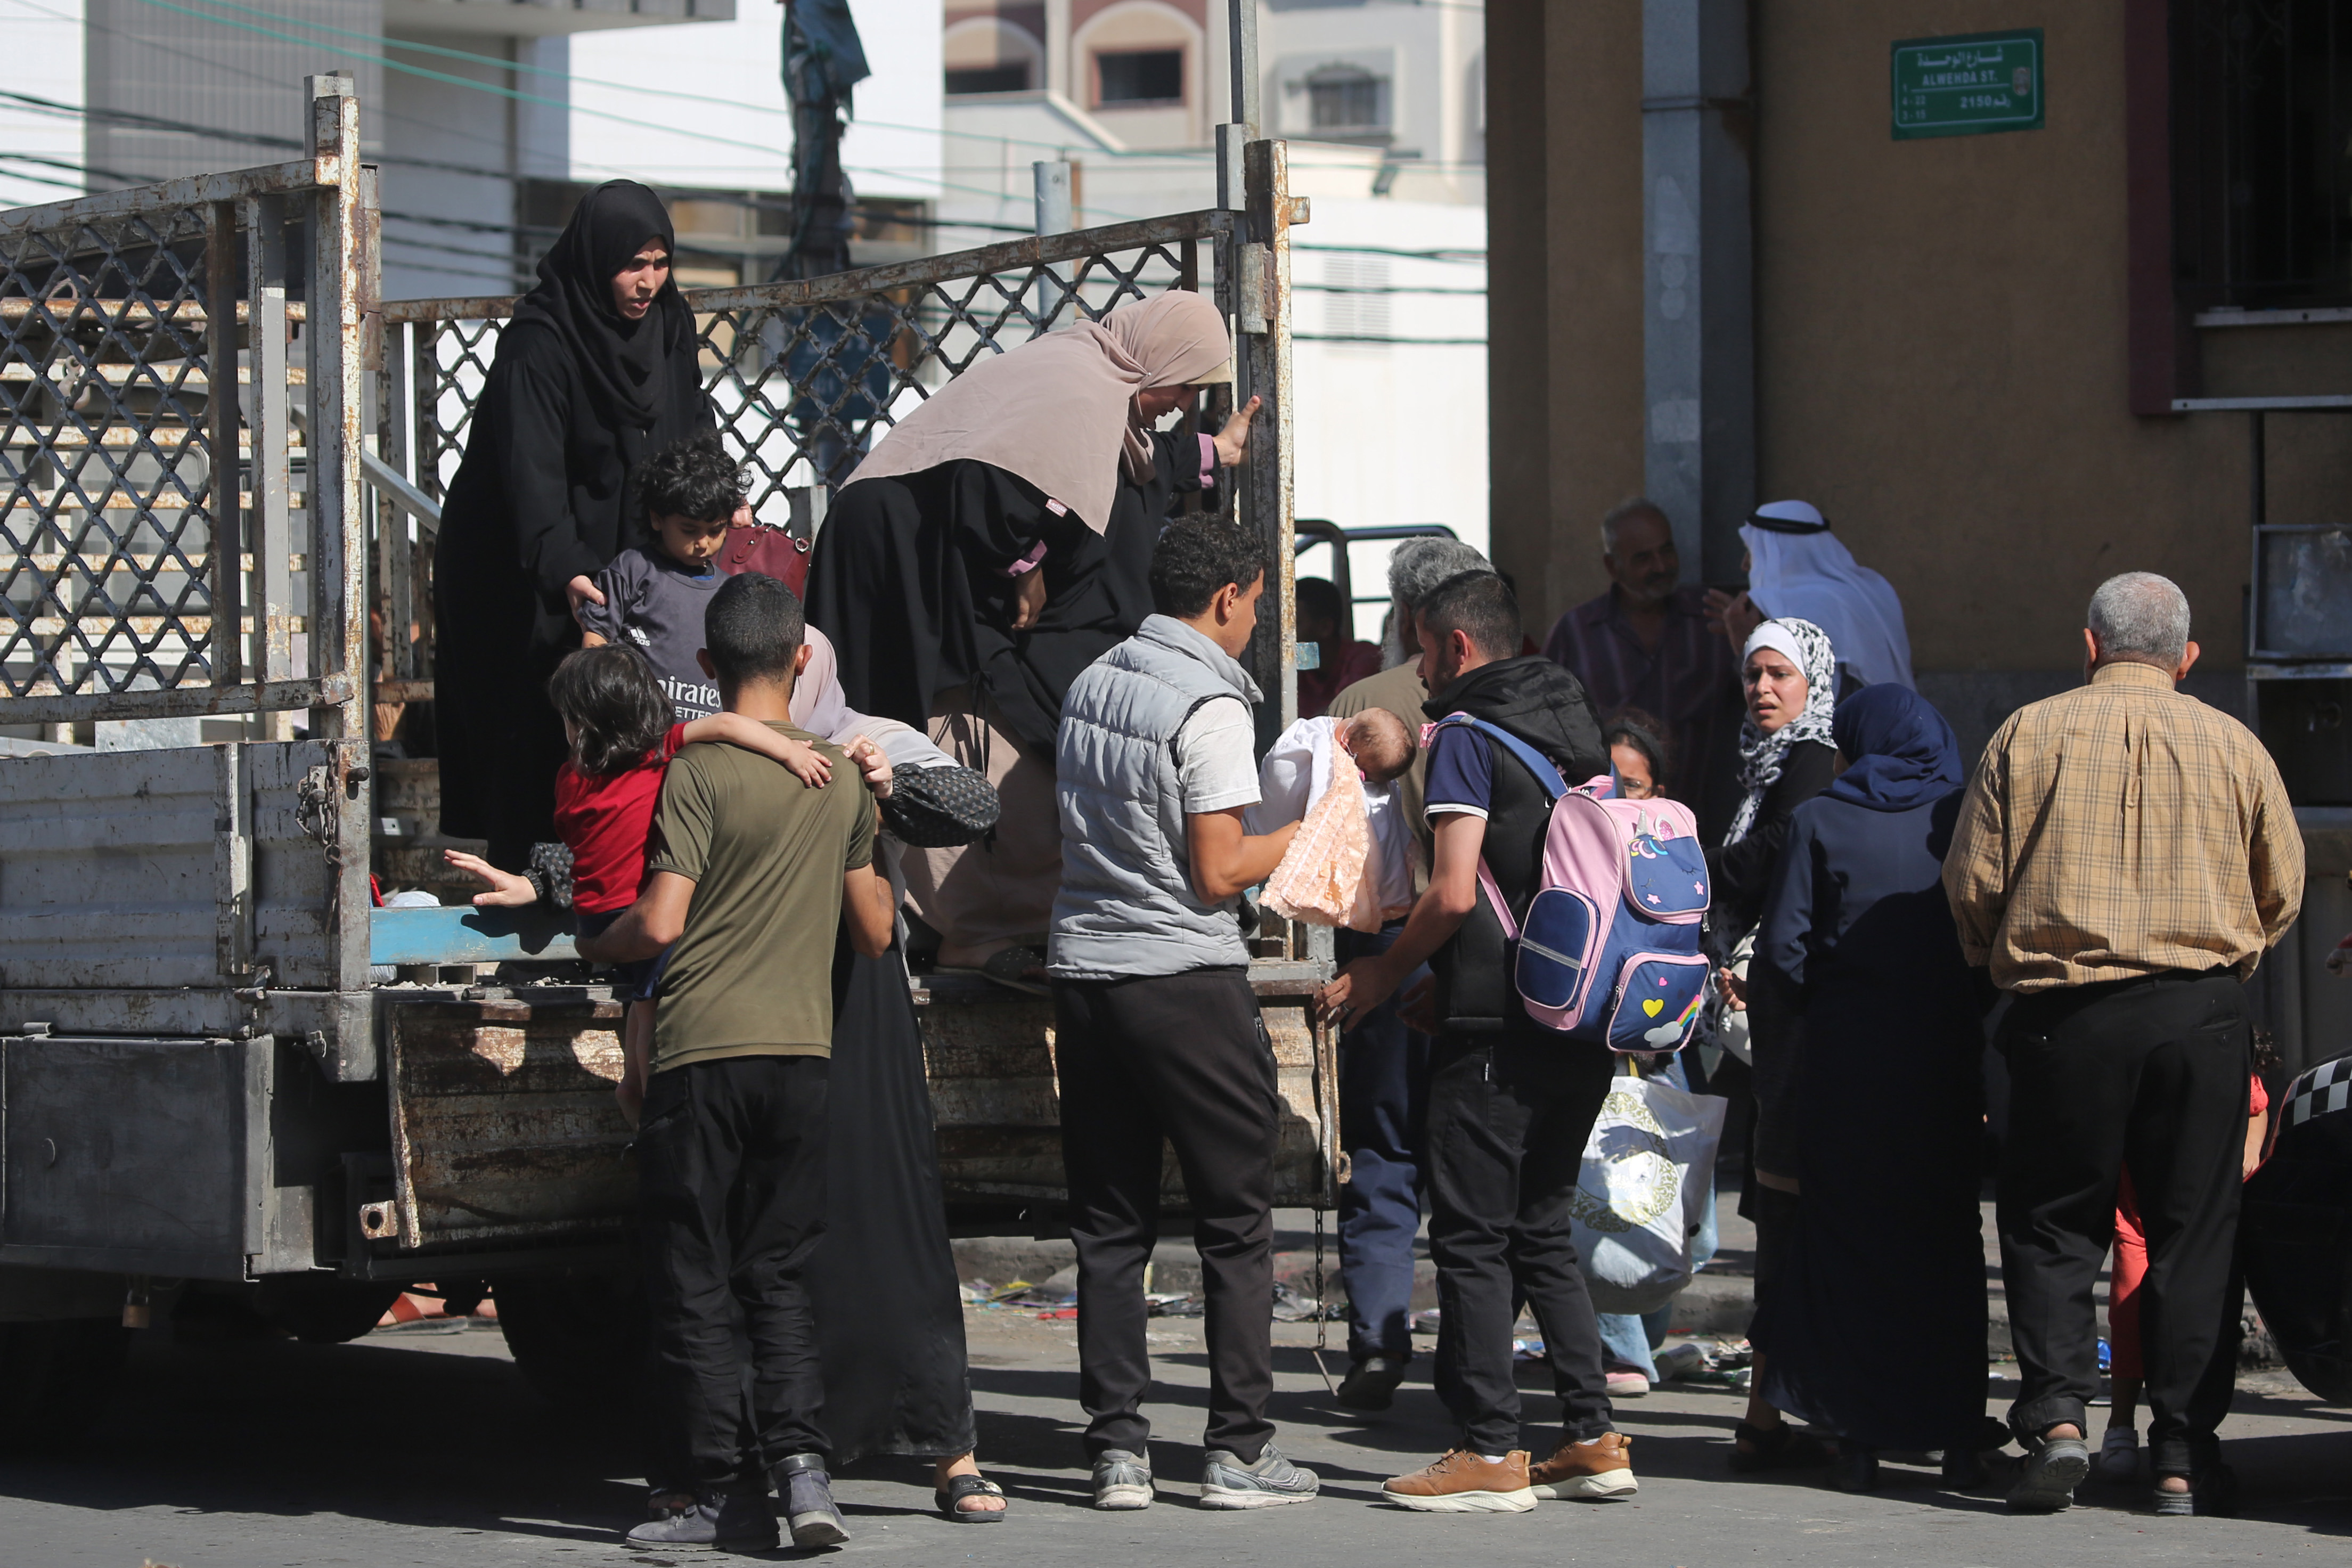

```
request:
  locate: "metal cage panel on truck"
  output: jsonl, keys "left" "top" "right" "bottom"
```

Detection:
{"left": 0, "top": 77, "right": 368, "bottom": 737}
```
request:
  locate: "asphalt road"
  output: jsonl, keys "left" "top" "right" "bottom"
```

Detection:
{"left": 3, "top": 1304, "right": 2348, "bottom": 1567}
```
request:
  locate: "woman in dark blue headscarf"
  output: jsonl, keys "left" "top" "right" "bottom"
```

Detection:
{"left": 1747, "top": 684, "right": 1997, "bottom": 1491}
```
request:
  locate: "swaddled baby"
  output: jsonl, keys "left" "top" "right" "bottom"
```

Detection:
{"left": 1248, "top": 707, "right": 1418, "bottom": 930}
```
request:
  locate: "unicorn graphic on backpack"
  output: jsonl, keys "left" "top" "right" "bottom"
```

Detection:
{"left": 1431, "top": 714, "right": 1712, "bottom": 1052}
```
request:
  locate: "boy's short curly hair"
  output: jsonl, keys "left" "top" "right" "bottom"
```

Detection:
{"left": 1148, "top": 519, "right": 1269, "bottom": 619}
{"left": 639, "top": 432, "right": 746, "bottom": 525}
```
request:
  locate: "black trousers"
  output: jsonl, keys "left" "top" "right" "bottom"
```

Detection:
{"left": 1997, "top": 972, "right": 2251, "bottom": 1474}
{"left": 638, "top": 1054, "right": 831, "bottom": 1493}
{"left": 1425, "top": 1033, "right": 1618, "bottom": 1456}
{"left": 1054, "top": 968, "right": 1280, "bottom": 1461}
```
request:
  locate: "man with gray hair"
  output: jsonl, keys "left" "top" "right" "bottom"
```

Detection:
{"left": 1320, "top": 535, "right": 1496, "bottom": 1410}
{"left": 1541, "top": 499, "right": 1740, "bottom": 838}
{"left": 1945, "top": 571, "right": 2304, "bottom": 1517}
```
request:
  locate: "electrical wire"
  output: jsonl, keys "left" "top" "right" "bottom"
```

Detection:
{"left": 3, "top": 94, "right": 1484, "bottom": 270}
{"left": 121, "top": 0, "right": 1049, "bottom": 211}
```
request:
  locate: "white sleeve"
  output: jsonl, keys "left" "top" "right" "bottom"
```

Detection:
{"left": 1172, "top": 696, "right": 1261, "bottom": 814}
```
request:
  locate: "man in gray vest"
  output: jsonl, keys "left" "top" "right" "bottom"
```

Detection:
{"left": 1049, "top": 518, "right": 1318, "bottom": 1512}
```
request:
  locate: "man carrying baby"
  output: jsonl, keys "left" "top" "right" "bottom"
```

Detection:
{"left": 1048, "top": 518, "right": 1319, "bottom": 1512}
{"left": 579, "top": 572, "right": 897, "bottom": 1552}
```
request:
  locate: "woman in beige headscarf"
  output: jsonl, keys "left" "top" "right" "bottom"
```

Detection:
{"left": 805, "top": 290, "right": 1257, "bottom": 989}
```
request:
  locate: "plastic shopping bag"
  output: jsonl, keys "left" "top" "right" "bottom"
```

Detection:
{"left": 1262, "top": 724, "right": 1373, "bottom": 928}
{"left": 1568, "top": 1068, "right": 1727, "bottom": 1315}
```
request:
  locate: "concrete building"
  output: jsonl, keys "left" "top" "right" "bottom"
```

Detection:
{"left": 937, "top": 0, "right": 1493, "bottom": 619}
{"left": 1482, "top": 1, "right": 2352, "bottom": 760}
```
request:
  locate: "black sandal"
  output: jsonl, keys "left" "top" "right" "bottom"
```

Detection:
{"left": 1729, "top": 1420, "right": 1832, "bottom": 1473}
{"left": 935, "top": 1473, "right": 1007, "bottom": 1521}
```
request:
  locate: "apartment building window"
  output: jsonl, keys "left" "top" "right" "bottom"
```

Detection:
{"left": 1096, "top": 49, "right": 1183, "bottom": 106}
{"left": 1309, "top": 68, "right": 1387, "bottom": 133}
{"left": 947, "top": 62, "right": 1031, "bottom": 94}
{"left": 2173, "top": 0, "right": 2352, "bottom": 308}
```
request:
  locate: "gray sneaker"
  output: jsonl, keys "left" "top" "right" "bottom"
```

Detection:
{"left": 2006, "top": 1435, "right": 2090, "bottom": 1514}
{"left": 1200, "top": 1442, "right": 1320, "bottom": 1509}
{"left": 1092, "top": 1448, "right": 1155, "bottom": 1510}
{"left": 623, "top": 1492, "right": 779, "bottom": 1551}
{"left": 772, "top": 1452, "right": 851, "bottom": 1547}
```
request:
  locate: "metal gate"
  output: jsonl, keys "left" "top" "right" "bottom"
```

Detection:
{"left": 0, "top": 74, "right": 369, "bottom": 741}
{"left": 371, "top": 141, "right": 1305, "bottom": 736}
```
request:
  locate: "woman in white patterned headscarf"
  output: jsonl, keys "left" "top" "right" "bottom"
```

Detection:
{"left": 1708, "top": 615, "right": 1843, "bottom": 1475}
{"left": 1723, "top": 618, "right": 1839, "bottom": 852}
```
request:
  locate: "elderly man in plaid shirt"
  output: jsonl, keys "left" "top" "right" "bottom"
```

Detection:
{"left": 1944, "top": 572, "right": 2303, "bottom": 1517}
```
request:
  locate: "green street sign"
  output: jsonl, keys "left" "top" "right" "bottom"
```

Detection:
{"left": 1892, "top": 29, "right": 2044, "bottom": 140}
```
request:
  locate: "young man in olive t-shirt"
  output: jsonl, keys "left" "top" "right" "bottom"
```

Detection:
{"left": 579, "top": 571, "right": 895, "bottom": 1552}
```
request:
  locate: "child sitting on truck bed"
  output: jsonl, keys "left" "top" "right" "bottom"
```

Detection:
{"left": 445, "top": 642, "right": 880, "bottom": 1121}
{"left": 573, "top": 432, "right": 743, "bottom": 721}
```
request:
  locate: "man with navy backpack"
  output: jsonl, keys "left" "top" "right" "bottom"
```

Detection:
{"left": 1320, "top": 569, "right": 1636, "bottom": 1513}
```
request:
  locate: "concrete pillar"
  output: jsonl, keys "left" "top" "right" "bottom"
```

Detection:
{"left": 1483, "top": 1, "right": 1646, "bottom": 638}
{"left": 1641, "top": 0, "right": 1753, "bottom": 586}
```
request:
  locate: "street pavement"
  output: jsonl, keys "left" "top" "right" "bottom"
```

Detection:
{"left": 2, "top": 1296, "right": 2347, "bottom": 1567}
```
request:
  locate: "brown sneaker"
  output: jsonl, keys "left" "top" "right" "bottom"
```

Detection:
{"left": 1529, "top": 1433, "right": 1639, "bottom": 1501}
{"left": 1381, "top": 1449, "right": 1538, "bottom": 1513}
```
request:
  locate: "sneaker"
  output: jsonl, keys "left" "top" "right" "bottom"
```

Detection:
{"left": 2006, "top": 1434, "right": 2090, "bottom": 1515}
{"left": 2154, "top": 1457, "right": 2239, "bottom": 1523}
{"left": 623, "top": 1492, "right": 779, "bottom": 1551}
{"left": 771, "top": 1453, "right": 851, "bottom": 1548}
{"left": 1603, "top": 1369, "right": 1652, "bottom": 1399}
{"left": 1199, "top": 1442, "right": 1320, "bottom": 1509}
{"left": 1336, "top": 1354, "right": 1408, "bottom": 1412}
{"left": 1529, "top": 1433, "right": 1639, "bottom": 1501}
{"left": 1092, "top": 1448, "right": 1154, "bottom": 1510}
{"left": 2096, "top": 1427, "right": 2140, "bottom": 1484}
{"left": 1382, "top": 1449, "right": 1538, "bottom": 1513}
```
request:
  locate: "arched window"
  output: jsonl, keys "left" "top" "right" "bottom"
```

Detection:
{"left": 945, "top": 17, "right": 1045, "bottom": 96}
{"left": 1075, "top": 1, "right": 1200, "bottom": 115}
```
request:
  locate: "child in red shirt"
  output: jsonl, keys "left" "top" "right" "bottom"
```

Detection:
{"left": 446, "top": 643, "right": 838, "bottom": 1120}
{"left": 2095, "top": 1040, "right": 2278, "bottom": 1488}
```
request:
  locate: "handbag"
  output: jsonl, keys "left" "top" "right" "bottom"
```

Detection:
{"left": 879, "top": 764, "right": 1001, "bottom": 848}
{"left": 719, "top": 520, "right": 813, "bottom": 598}
{"left": 1567, "top": 1065, "right": 1727, "bottom": 1314}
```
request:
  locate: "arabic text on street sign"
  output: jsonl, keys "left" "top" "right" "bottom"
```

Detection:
{"left": 1892, "top": 30, "right": 2044, "bottom": 141}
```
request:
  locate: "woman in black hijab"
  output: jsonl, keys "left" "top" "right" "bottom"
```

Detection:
{"left": 433, "top": 181, "right": 714, "bottom": 867}
{"left": 1748, "top": 684, "right": 1995, "bottom": 1491}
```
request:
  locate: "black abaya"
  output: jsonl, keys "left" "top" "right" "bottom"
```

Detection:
{"left": 806, "top": 429, "right": 1203, "bottom": 754}
{"left": 431, "top": 182, "right": 710, "bottom": 864}
{"left": 810, "top": 933, "right": 977, "bottom": 1464}
{"left": 1751, "top": 790, "right": 1991, "bottom": 1452}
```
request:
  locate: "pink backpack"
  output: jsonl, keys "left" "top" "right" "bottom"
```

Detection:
{"left": 1433, "top": 715, "right": 1712, "bottom": 1051}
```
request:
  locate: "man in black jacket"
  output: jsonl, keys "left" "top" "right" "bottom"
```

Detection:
{"left": 1319, "top": 570, "right": 1636, "bottom": 1514}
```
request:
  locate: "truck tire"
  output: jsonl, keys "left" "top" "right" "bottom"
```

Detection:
{"left": 0, "top": 1319, "right": 133, "bottom": 1453}
{"left": 251, "top": 1276, "right": 408, "bottom": 1345}
{"left": 494, "top": 1274, "right": 646, "bottom": 1412}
